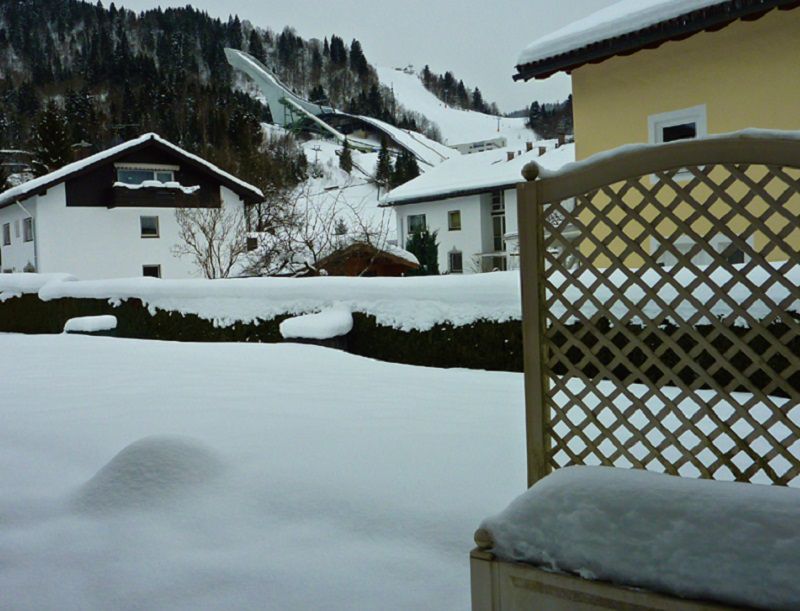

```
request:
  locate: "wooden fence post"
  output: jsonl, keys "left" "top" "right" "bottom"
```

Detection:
{"left": 517, "top": 164, "right": 549, "bottom": 488}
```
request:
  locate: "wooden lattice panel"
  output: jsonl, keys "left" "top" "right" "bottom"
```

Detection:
{"left": 538, "top": 162, "right": 800, "bottom": 486}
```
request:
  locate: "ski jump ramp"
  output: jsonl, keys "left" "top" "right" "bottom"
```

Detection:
{"left": 225, "top": 48, "right": 455, "bottom": 167}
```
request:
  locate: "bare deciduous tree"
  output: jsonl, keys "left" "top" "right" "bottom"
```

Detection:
{"left": 244, "top": 177, "right": 394, "bottom": 277}
{"left": 173, "top": 206, "right": 249, "bottom": 279}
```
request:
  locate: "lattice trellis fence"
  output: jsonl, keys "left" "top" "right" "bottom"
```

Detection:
{"left": 517, "top": 133, "right": 800, "bottom": 487}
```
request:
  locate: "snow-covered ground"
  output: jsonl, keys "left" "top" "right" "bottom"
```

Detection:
{"left": 377, "top": 66, "right": 534, "bottom": 147}
{"left": 0, "top": 333, "right": 526, "bottom": 610}
{"left": 298, "top": 137, "right": 393, "bottom": 238}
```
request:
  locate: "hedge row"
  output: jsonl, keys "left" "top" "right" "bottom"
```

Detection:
{"left": 0, "top": 294, "right": 525, "bottom": 372}
{"left": 1, "top": 295, "right": 796, "bottom": 396}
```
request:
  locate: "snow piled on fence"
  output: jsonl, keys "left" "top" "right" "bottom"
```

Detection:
{"left": 480, "top": 466, "right": 800, "bottom": 610}
{"left": 1, "top": 261, "right": 796, "bottom": 331}
{"left": 26, "top": 273, "right": 523, "bottom": 332}
{"left": 64, "top": 315, "right": 118, "bottom": 334}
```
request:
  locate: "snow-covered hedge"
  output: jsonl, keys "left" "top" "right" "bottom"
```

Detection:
{"left": 1, "top": 265, "right": 797, "bottom": 332}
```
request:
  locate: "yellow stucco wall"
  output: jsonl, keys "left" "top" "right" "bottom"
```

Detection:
{"left": 572, "top": 9, "right": 800, "bottom": 160}
{"left": 565, "top": 9, "right": 800, "bottom": 265}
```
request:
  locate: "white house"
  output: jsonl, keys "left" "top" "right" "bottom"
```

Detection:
{"left": 382, "top": 143, "right": 574, "bottom": 274}
{"left": 0, "top": 134, "right": 263, "bottom": 279}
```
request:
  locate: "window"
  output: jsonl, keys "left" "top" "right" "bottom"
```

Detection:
{"left": 14, "top": 220, "right": 20, "bottom": 238}
{"left": 490, "top": 190, "right": 505, "bottom": 214}
{"left": 448, "top": 210, "right": 461, "bottom": 231}
{"left": 648, "top": 105, "right": 707, "bottom": 145}
{"left": 407, "top": 214, "right": 426, "bottom": 234}
{"left": 140, "top": 216, "right": 160, "bottom": 238}
{"left": 23, "top": 218, "right": 33, "bottom": 242}
{"left": 116, "top": 167, "right": 175, "bottom": 185}
{"left": 246, "top": 237, "right": 258, "bottom": 252}
{"left": 654, "top": 233, "right": 751, "bottom": 267}
{"left": 492, "top": 215, "right": 506, "bottom": 252}
{"left": 142, "top": 265, "right": 161, "bottom": 278}
{"left": 2, "top": 223, "right": 9, "bottom": 246}
{"left": 448, "top": 250, "right": 463, "bottom": 274}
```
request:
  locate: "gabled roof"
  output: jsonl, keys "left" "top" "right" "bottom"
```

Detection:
{"left": 0, "top": 133, "right": 264, "bottom": 208}
{"left": 381, "top": 143, "right": 575, "bottom": 207}
{"left": 514, "top": 0, "right": 799, "bottom": 81}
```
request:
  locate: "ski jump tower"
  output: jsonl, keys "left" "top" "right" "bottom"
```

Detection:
{"left": 224, "top": 48, "right": 345, "bottom": 136}
{"left": 225, "top": 47, "right": 453, "bottom": 166}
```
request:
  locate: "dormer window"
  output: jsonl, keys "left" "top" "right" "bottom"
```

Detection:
{"left": 115, "top": 164, "right": 178, "bottom": 185}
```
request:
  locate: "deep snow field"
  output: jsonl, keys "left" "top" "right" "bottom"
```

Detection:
{"left": 0, "top": 333, "right": 526, "bottom": 610}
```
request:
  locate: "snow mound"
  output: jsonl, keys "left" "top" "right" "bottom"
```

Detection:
{"left": 280, "top": 306, "right": 354, "bottom": 340}
{"left": 480, "top": 466, "right": 800, "bottom": 610}
{"left": 64, "top": 315, "right": 117, "bottom": 334}
{"left": 74, "top": 436, "right": 223, "bottom": 513}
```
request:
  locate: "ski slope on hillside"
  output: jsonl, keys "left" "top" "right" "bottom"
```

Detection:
{"left": 377, "top": 66, "right": 535, "bottom": 147}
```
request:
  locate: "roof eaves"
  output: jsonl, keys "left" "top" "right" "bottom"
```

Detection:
{"left": 381, "top": 182, "right": 519, "bottom": 207}
{"left": 0, "top": 134, "right": 264, "bottom": 208}
{"left": 514, "top": 0, "right": 797, "bottom": 81}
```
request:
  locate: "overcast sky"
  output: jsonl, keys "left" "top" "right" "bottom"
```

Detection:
{"left": 114, "top": 0, "right": 619, "bottom": 113}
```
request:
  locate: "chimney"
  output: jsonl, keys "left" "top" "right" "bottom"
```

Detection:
{"left": 507, "top": 151, "right": 515, "bottom": 162}
{"left": 526, "top": 142, "right": 533, "bottom": 152}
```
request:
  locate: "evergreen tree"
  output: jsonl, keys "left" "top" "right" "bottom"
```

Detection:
{"left": 472, "top": 87, "right": 486, "bottom": 112}
{"left": 405, "top": 229, "right": 439, "bottom": 276}
{"left": 349, "top": 39, "right": 369, "bottom": 78}
{"left": 375, "top": 138, "right": 392, "bottom": 185}
{"left": 389, "top": 149, "right": 419, "bottom": 189}
{"left": 33, "top": 101, "right": 71, "bottom": 174}
{"left": 339, "top": 138, "right": 353, "bottom": 174}
{"left": 248, "top": 30, "right": 266, "bottom": 64}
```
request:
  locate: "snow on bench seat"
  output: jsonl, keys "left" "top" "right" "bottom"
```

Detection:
{"left": 279, "top": 307, "right": 353, "bottom": 340}
{"left": 479, "top": 466, "right": 800, "bottom": 610}
{"left": 64, "top": 315, "right": 118, "bottom": 334}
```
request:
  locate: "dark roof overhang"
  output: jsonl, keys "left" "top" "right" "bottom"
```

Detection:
{"left": 514, "top": 0, "right": 800, "bottom": 82}
{"left": 381, "top": 182, "right": 519, "bottom": 207}
{"left": 0, "top": 135, "right": 263, "bottom": 208}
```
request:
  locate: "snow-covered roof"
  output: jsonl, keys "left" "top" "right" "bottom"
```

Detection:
{"left": 0, "top": 133, "right": 263, "bottom": 208}
{"left": 515, "top": 0, "right": 787, "bottom": 80}
{"left": 382, "top": 142, "right": 575, "bottom": 206}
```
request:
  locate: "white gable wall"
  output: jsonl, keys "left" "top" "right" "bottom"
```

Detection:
{"left": 393, "top": 186, "right": 519, "bottom": 274}
{"left": 17, "top": 184, "right": 245, "bottom": 279}
{"left": 0, "top": 200, "right": 38, "bottom": 272}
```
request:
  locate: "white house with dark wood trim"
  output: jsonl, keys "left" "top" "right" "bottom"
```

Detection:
{"left": 0, "top": 134, "right": 263, "bottom": 279}
{"left": 381, "top": 143, "right": 574, "bottom": 274}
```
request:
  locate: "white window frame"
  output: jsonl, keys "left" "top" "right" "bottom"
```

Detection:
{"left": 652, "top": 233, "right": 754, "bottom": 267}
{"left": 115, "top": 163, "right": 178, "bottom": 185}
{"left": 140, "top": 216, "right": 160, "bottom": 238}
{"left": 648, "top": 105, "right": 707, "bottom": 183}
{"left": 648, "top": 105, "right": 707, "bottom": 146}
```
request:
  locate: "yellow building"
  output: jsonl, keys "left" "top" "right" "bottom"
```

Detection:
{"left": 514, "top": 0, "right": 800, "bottom": 266}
